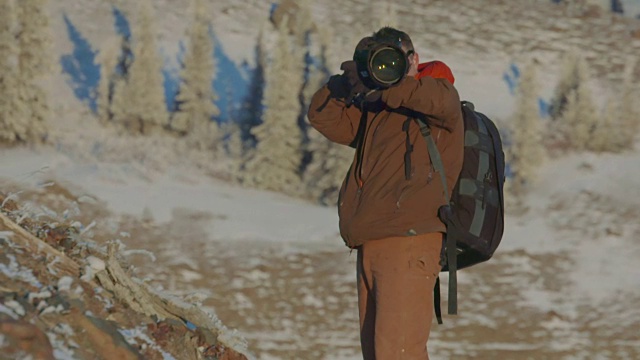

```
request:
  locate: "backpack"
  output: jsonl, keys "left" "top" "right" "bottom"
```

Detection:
{"left": 415, "top": 101, "right": 506, "bottom": 324}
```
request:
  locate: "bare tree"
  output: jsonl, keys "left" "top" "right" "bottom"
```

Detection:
{"left": 171, "top": 0, "right": 220, "bottom": 149}
{"left": 111, "top": 0, "right": 168, "bottom": 135}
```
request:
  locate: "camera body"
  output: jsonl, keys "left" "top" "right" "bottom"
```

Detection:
{"left": 353, "top": 39, "right": 410, "bottom": 90}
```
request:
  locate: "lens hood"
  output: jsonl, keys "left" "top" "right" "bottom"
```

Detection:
{"left": 354, "top": 41, "right": 409, "bottom": 89}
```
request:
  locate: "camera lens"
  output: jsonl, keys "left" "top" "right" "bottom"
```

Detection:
{"left": 369, "top": 47, "right": 407, "bottom": 86}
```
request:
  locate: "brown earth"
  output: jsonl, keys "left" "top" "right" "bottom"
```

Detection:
{"left": 2, "top": 179, "right": 639, "bottom": 359}
{"left": 0, "top": 189, "right": 250, "bottom": 360}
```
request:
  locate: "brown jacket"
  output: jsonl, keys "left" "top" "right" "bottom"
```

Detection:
{"left": 308, "top": 76, "right": 464, "bottom": 248}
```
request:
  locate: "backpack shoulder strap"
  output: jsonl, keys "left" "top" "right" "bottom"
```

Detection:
{"left": 413, "top": 116, "right": 458, "bottom": 318}
{"left": 413, "top": 118, "right": 449, "bottom": 203}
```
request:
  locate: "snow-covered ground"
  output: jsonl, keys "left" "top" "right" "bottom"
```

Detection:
{"left": 2, "top": 0, "right": 640, "bottom": 358}
{"left": 3, "top": 135, "right": 640, "bottom": 359}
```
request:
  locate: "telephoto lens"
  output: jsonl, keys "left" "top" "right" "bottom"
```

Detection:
{"left": 369, "top": 46, "right": 408, "bottom": 87}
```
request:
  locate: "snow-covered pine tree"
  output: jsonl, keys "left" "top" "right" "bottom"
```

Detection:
{"left": 590, "top": 97, "right": 622, "bottom": 153}
{"left": 238, "top": 28, "right": 267, "bottom": 154}
{"left": 508, "top": 63, "right": 545, "bottom": 196}
{"left": 304, "top": 128, "right": 354, "bottom": 205}
{"left": 0, "top": 0, "right": 27, "bottom": 144}
{"left": 553, "top": 54, "right": 599, "bottom": 151}
{"left": 373, "top": 0, "right": 398, "bottom": 28}
{"left": 300, "top": 24, "right": 354, "bottom": 203}
{"left": 317, "top": 26, "right": 338, "bottom": 75}
{"left": 112, "top": 0, "right": 168, "bottom": 135}
{"left": 611, "top": 0, "right": 624, "bottom": 14}
{"left": 550, "top": 52, "right": 581, "bottom": 121}
{"left": 619, "top": 59, "right": 638, "bottom": 149}
{"left": 96, "top": 41, "right": 120, "bottom": 125}
{"left": 15, "top": 0, "right": 51, "bottom": 143}
{"left": 222, "top": 120, "right": 245, "bottom": 181}
{"left": 571, "top": 57, "right": 599, "bottom": 151}
{"left": 171, "top": 0, "right": 220, "bottom": 148}
{"left": 292, "top": 0, "right": 314, "bottom": 46}
{"left": 243, "top": 16, "right": 305, "bottom": 194}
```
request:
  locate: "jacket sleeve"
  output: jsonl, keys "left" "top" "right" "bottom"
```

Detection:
{"left": 307, "top": 79, "right": 362, "bottom": 147}
{"left": 381, "top": 76, "right": 461, "bottom": 132}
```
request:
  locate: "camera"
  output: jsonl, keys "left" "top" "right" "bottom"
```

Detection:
{"left": 353, "top": 39, "right": 410, "bottom": 90}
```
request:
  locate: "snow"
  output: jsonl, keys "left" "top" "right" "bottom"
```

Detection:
{"left": 0, "top": 148, "right": 341, "bottom": 245}
{"left": 3, "top": 300, "right": 25, "bottom": 317}
{"left": 0, "top": 254, "right": 43, "bottom": 289}
{"left": 80, "top": 256, "right": 106, "bottom": 282}
{"left": 57, "top": 276, "right": 74, "bottom": 292}
{"left": 0, "top": 303, "right": 20, "bottom": 320}
{"left": 501, "top": 149, "right": 640, "bottom": 305}
{"left": 119, "top": 326, "right": 178, "bottom": 360}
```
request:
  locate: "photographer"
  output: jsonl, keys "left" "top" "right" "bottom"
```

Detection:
{"left": 307, "top": 27, "right": 464, "bottom": 360}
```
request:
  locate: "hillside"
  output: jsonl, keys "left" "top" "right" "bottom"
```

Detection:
{"left": 0, "top": 188, "right": 251, "bottom": 359}
{"left": 1, "top": 0, "right": 640, "bottom": 359}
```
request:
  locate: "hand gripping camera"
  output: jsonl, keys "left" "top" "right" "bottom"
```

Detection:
{"left": 353, "top": 37, "right": 411, "bottom": 90}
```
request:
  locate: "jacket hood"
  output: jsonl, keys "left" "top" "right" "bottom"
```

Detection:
{"left": 416, "top": 61, "right": 455, "bottom": 85}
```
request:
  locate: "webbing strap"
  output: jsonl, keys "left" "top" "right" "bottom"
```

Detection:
{"left": 415, "top": 117, "right": 457, "bottom": 318}
{"left": 403, "top": 118, "right": 414, "bottom": 180}
{"left": 416, "top": 119, "right": 450, "bottom": 203}
{"left": 434, "top": 276, "right": 443, "bottom": 324}
{"left": 469, "top": 116, "right": 490, "bottom": 237}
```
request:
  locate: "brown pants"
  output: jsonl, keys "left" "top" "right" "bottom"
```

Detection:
{"left": 357, "top": 233, "right": 443, "bottom": 360}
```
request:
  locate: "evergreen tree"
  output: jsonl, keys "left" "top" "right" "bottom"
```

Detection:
{"left": 611, "top": 0, "right": 624, "bottom": 14}
{"left": 222, "top": 121, "right": 245, "bottom": 180}
{"left": 0, "top": 0, "right": 26, "bottom": 143}
{"left": 111, "top": 0, "right": 168, "bottom": 135}
{"left": 508, "top": 64, "right": 545, "bottom": 196}
{"left": 15, "top": 0, "right": 51, "bottom": 142}
{"left": 99, "top": 10, "right": 134, "bottom": 127}
{"left": 374, "top": 0, "right": 398, "bottom": 28}
{"left": 549, "top": 52, "right": 581, "bottom": 121}
{"left": 619, "top": 59, "right": 638, "bottom": 149}
{"left": 304, "top": 128, "right": 353, "bottom": 204}
{"left": 591, "top": 98, "right": 622, "bottom": 153}
{"left": 292, "top": 0, "right": 314, "bottom": 46}
{"left": 171, "top": 0, "right": 220, "bottom": 146}
{"left": 239, "top": 29, "right": 267, "bottom": 150}
{"left": 318, "top": 26, "right": 338, "bottom": 75}
{"left": 96, "top": 42, "right": 120, "bottom": 125}
{"left": 552, "top": 54, "right": 598, "bottom": 151}
{"left": 243, "top": 16, "right": 305, "bottom": 194}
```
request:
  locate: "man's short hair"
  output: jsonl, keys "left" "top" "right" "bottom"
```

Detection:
{"left": 371, "top": 27, "right": 414, "bottom": 53}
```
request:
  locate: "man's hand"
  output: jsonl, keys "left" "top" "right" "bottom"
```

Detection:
{"left": 340, "top": 60, "right": 375, "bottom": 105}
{"left": 326, "top": 60, "right": 383, "bottom": 107}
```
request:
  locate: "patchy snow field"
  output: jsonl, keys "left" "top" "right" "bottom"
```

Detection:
{"left": 2, "top": 137, "right": 640, "bottom": 359}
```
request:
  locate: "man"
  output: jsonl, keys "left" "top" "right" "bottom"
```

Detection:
{"left": 307, "top": 27, "right": 464, "bottom": 359}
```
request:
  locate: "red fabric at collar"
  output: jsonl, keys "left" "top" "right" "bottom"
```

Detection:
{"left": 415, "top": 61, "right": 455, "bottom": 85}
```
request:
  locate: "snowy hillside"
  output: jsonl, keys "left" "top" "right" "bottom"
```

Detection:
{"left": 2, "top": 0, "right": 640, "bottom": 359}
